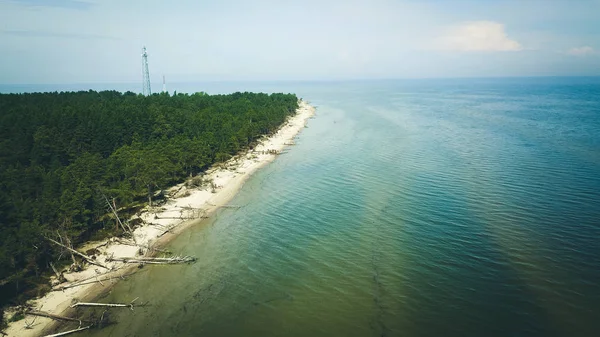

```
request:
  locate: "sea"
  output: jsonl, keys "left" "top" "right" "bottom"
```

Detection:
{"left": 3, "top": 77, "right": 599, "bottom": 337}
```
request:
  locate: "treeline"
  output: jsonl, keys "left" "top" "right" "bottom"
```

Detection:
{"left": 0, "top": 90, "right": 298, "bottom": 308}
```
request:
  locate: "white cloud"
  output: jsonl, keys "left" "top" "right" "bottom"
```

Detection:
{"left": 566, "top": 46, "right": 596, "bottom": 56}
{"left": 436, "top": 21, "right": 522, "bottom": 52}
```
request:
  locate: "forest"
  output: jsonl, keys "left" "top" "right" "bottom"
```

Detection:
{"left": 0, "top": 90, "right": 298, "bottom": 315}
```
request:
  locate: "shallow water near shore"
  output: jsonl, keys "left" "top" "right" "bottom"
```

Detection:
{"left": 39, "top": 78, "right": 600, "bottom": 337}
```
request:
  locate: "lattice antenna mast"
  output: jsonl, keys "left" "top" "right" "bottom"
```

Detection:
{"left": 162, "top": 75, "right": 166, "bottom": 93}
{"left": 141, "top": 46, "right": 151, "bottom": 96}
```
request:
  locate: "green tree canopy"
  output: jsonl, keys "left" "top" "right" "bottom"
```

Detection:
{"left": 0, "top": 90, "right": 298, "bottom": 308}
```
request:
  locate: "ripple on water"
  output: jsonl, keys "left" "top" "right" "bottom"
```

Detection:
{"left": 82, "top": 79, "right": 600, "bottom": 337}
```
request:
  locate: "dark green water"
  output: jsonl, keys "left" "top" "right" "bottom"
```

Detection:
{"left": 54, "top": 78, "right": 599, "bottom": 337}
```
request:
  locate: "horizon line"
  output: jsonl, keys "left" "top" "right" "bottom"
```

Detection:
{"left": 2, "top": 75, "right": 600, "bottom": 86}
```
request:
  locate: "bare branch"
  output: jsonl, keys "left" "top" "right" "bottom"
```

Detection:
{"left": 42, "top": 325, "right": 91, "bottom": 337}
{"left": 26, "top": 311, "right": 92, "bottom": 325}
{"left": 46, "top": 237, "right": 110, "bottom": 270}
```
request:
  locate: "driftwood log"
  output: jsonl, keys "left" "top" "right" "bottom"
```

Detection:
{"left": 70, "top": 297, "right": 142, "bottom": 311}
{"left": 27, "top": 311, "right": 93, "bottom": 325}
{"left": 42, "top": 325, "right": 91, "bottom": 337}
{"left": 107, "top": 256, "right": 196, "bottom": 264}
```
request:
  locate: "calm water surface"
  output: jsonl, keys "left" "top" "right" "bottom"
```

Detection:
{"left": 18, "top": 78, "right": 599, "bottom": 337}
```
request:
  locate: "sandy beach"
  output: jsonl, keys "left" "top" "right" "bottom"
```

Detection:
{"left": 3, "top": 100, "right": 315, "bottom": 337}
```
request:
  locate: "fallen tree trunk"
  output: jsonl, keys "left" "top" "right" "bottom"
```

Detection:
{"left": 49, "top": 262, "right": 66, "bottom": 284}
{"left": 71, "top": 302, "right": 129, "bottom": 308}
{"left": 46, "top": 237, "right": 110, "bottom": 270}
{"left": 103, "top": 194, "right": 136, "bottom": 243}
{"left": 113, "top": 238, "right": 171, "bottom": 253}
{"left": 53, "top": 272, "right": 137, "bottom": 291}
{"left": 107, "top": 256, "right": 196, "bottom": 264}
{"left": 0, "top": 270, "right": 27, "bottom": 287}
{"left": 42, "top": 325, "right": 91, "bottom": 337}
{"left": 157, "top": 224, "right": 177, "bottom": 237}
{"left": 62, "top": 234, "right": 79, "bottom": 269}
{"left": 70, "top": 297, "right": 142, "bottom": 311}
{"left": 120, "top": 256, "right": 195, "bottom": 261}
{"left": 207, "top": 202, "right": 241, "bottom": 209}
{"left": 27, "top": 311, "right": 93, "bottom": 324}
{"left": 56, "top": 266, "right": 124, "bottom": 287}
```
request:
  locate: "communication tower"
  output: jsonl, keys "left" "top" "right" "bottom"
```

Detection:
{"left": 162, "top": 75, "right": 166, "bottom": 93}
{"left": 141, "top": 46, "right": 151, "bottom": 96}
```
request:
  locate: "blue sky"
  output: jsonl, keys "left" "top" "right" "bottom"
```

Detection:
{"left": 0, "top": 0, "right": 599, "bottom": 83}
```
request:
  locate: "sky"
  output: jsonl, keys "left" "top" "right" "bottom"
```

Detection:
{"left": 0, "top": 0, "right": 599, "bottom": 83}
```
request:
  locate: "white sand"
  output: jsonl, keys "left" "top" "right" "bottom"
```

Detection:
{"left": 3, "top": 100, "right": 315, "bottom": 337}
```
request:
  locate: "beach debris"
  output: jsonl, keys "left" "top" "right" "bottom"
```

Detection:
{"left": 46, "top": 237, "right": 110, "bottom": 270}
{"left": 49, "top": 262, "right": 66, "bottom": 285}
{"left": 112, "top": 237, "right": 171, "bottom": 254}
{"left": 70, "top": 297, "right": 144, "bottom": 311}
{"left": 254, "top": 149, "right": 280, "bottom": 155}
{"left": 24, "top": 315, "right": 38, "bottom": 329}
{"left": 53, "top": 230, "right": 82, "bottom": 272}
{"left": 42, "top": 325, "right": 91, "bottom": 337}
{"left": 52, "top": 272, "right": 138, "bottom": 292}
{"left": 157, "top": 223, "right": 178, "bottom": 237}
{"left": 26, "top": 310, "right": 93, "bottom": 325}
{"left": 103, "top": 194, "right": 136, "bottom": 243}
{"left": 153, "top": 216, "right": 197, "bottom": 220}
{"left": 206, "top": 202, "right": 241, "bottom": 209}
{"left": 210, "top": 180, "right": 218, "bottom": 193}
{"left": 106, "top": 255, "right": 197, "bottom": 265}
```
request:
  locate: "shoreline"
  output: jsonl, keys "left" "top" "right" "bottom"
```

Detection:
{"left": 3, "top": 100, "right": 316, "bottom": 337}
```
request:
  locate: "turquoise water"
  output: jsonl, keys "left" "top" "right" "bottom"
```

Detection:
{"left": 10, "top": 78, "right": 600, "bottom": 336}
